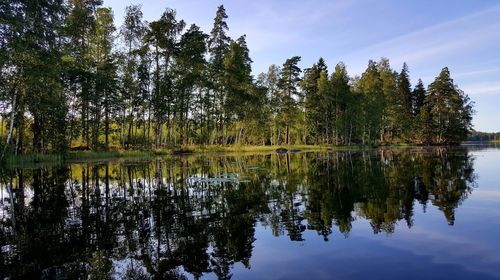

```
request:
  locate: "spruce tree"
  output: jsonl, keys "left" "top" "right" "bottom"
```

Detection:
{"left": 395, "top": 62, "right": 413, "bottom": 140}
{"left": 421, "top": 67, "right": 474, "bottom": 144}
{"left": 412, "top": 79, "right": 426, "bottom": 116}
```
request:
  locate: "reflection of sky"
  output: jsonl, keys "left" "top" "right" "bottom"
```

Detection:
{"left": 201, "top": 147, "right": 500, "bottom": 280}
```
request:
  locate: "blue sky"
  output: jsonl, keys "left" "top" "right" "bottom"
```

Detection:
{"left": 103, "top": 0, "right": 500, "bottom": 132}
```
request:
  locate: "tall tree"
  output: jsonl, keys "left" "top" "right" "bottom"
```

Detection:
{"left": 223, "top": 35, "right": 253, "bottom": 143}
{"left": 315, "top": 71, "right": 330, "bottom": 143}
{"left": 65, "top": 0, "right": 103, "bottom": 148}
{"left": 207, "top": 5, "right": 231, "bottom": 143}
{"left": 412, "top": 79, "right": 426, "bottom": 116}
{"left": 277, "top": 56, "right": 302, "bottom": 145}
{"left": 395, "top": 62, "right": 413, "bottom": 141}
{"left": 330, "top": 62, "right": 353, "bottom": 145}
{"left": 18, "top": 0, "right": 68, "bottom": 153}
{"left": 301, "top": 58, "right": 328, "bottom": 143}
{"left": 0, "top": 0, "right": 23, "bottom": 158}
{"left": 175, "top": 24, "right": 208, "bottom": 145}
{"left": 420, "top": 67, "right": 474, "bottom": 144}
{"left": 377, "top": 58, "right": 397, "bottom": 143}
{"left": 145, "top": 8, "right": 185, "bottom": 147}
{"left": 260, "top": 64, "right": 281, "bottom": 145}
{"left": 120, "top": 5, "right": 147, "bottom": 148}
{"left": 90, "top": 7, "right": 116, "bottom": 150}
{"left": 358, "top": 60, "right": 384, "bottom": 145}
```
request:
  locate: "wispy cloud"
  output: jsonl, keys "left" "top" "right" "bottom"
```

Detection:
{"left": 230, "top": 0, "right": 354, "bottom": 53}
{"left": 462, "top": 83, "right": 500, "bottom": 96}
{"left": 345, "top": 4, "right": 500, "bottom": 73}
{"left": 454, "top": 67, "right": 500, "bottom": 79}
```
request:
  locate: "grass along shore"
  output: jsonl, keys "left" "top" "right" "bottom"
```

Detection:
{"left": 2, "top": 145, "right": 369, "bottom": 166}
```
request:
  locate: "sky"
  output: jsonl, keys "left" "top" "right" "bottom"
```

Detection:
{"left": 103, "top": 0, "right": 500, "bottom": 132}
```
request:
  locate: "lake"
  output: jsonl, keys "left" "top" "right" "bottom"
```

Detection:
{"left": 1, "top": 145, "right": 500, "bottom": 279}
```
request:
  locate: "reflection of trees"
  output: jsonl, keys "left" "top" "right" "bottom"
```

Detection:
{"left": 0, "top": 147, "right": 477, "bottom": 279}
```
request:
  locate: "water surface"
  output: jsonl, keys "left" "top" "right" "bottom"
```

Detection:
{"left": 1, "top": 146, "right": 500, "bottom": 279}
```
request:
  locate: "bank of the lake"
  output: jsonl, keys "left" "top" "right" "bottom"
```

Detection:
{"left": 2, "top": 145, "right": 374, "bottom": 166}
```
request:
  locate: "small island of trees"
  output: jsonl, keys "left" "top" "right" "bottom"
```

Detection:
{"left": 0, "top": 2, "right": 474, "bottom": 160}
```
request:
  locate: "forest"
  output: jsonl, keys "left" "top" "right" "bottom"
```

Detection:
{"left": 468, "top": 131, "right": 500, "bottom": 142}
{"left": 0, "top": 1, "right": 474, "bottom": 158}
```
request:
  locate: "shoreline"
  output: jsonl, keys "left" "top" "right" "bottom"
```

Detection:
{"left": 3, "top": 143, "right": 488, "bottom": 166}
{"left": 3, "top": 145, "right": 368, "bottom": 166}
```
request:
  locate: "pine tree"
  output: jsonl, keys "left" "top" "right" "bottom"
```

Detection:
{"left": 301, "top": 58, "right": 328, "bottom": 143}
{"left": 223, "top": 35, "right": 253, "bottom": 143}
{"left": 223, "top": 36, "right": 252, "bottom": 121}
{"left": 278, "top": 56, "right": 301, "bottom": 145}
{"left": 145, "top": 8, "right": 185, "bottom": 147}
{"left": 208, "top": 5, "right": 231, "bottom": 143}
{"left": 262, "top": 64, "right": 281, "bottom": 145}
{"left": 175, "top": 24, "right": 208, "bottom": 144}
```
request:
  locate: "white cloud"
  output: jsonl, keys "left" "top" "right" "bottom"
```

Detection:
{"left": 454, "top": 67, "right": 500, "bottom": 79}
{"left": 229, "top": 0, "right": 354, "bottom": 53}
{"left": 462, "top": 84, "right": 500, "bottom": 96}
{"left": 344, "top": 4, "right": 500, "bottom": 74}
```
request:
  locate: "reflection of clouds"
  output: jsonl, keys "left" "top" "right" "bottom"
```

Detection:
{"left": 365, "top": 226, "right": 500, "bottom": 278}
{"left": 470, "top": 190, "right": 500, "bottom": 201}
{"left": 237, "top": 224, "right": 500, "bottom": 280}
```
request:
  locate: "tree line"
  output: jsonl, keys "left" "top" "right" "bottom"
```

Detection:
{"left": 468, "top": 131, "right": 500, "bottom": 142}
{"left": 0, "top": 1, "right": 474, "bottom": 157}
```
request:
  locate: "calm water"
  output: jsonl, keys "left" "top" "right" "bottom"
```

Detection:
{"left": 1, "top": 145, "right": 500, "bottom": 279}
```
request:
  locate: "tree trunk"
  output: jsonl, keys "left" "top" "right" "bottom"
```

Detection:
{"left": 15, "top": 116, "right": 24, "bottom": 155}
{"left": 286, "top": 124, "right": 290, "bottom": 145}
{"left": 127, "top": 108, "right": 134, "bottom": 148}
{"left": 156, "top": 121, "right": 162, "bottom": 148}
{"left": 147, "top": 108, "right": 151, "bottom": 148}
{"left": 33, "top": 114, "right": 43, "bottom": 153}
{"left": 104, "top": 108, "right": 109, "bottom": 150}
{"left": 1, "top": 89, "right": 17, "bottom": 161}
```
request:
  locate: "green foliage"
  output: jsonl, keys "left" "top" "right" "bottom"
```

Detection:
{"left": 358, "top": 60, "right": 384, "bottom": 144}
{"left": 277, "top": 56, "right": 302, "bottom": 145}
{"left": 418, "top": 67, "right": 474, "bottom": 144}
{"left": 412, "top": 79, "right": 426, "bottom": 116}
{"left": 0, "top": 3, "right": 475, "bottom": 160}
